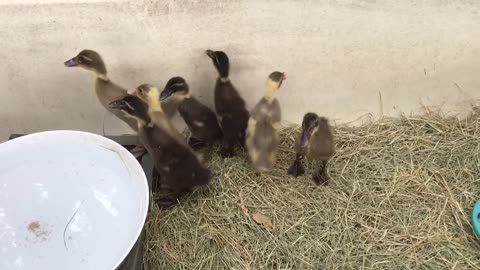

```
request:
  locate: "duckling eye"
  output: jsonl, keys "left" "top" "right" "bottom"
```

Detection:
{"left": 171, "top": 82, "right": 184, "bottom": 89}
{"left": 212, "top": 55, "right": 220, "bottom": 66}
{"left": 125, "top": 102, "right": 135, "bottom": 112}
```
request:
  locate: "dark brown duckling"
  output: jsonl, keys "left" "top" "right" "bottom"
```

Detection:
{"left": 288, "top": 113, "right": 335, "bottom": 185}
{"left": 205, "top": 49, "right": 249, "bottom": 158}
{"left": 246, "top": 71, "right": 286, "bottom": 172}
{"left": 64, "top": 49, "right": 145, "bottom": 158}
{"left": 109, "top": 95, "right": 210, "bottom": 208}
{"left": 159, "top": 77, "right": 222, "bottom": 150}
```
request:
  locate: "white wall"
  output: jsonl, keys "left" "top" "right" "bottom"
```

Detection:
{"left": 0, "top": 0, "right": 479, "bottom": 140}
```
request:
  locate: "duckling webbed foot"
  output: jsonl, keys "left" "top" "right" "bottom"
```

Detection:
{"left": 220, "top": 144, "right": 234, "bottom": 158}
{"left": 155, "top": 190, "right": 180, "bottom": 209}
{"left": 155, "top": 197, "right": 177, "bottom": 209}
{"left": 288, "top": 155, "right": 305, "bottom": 177}
{"left": 288, "top": 161, "right": 305, "bottom": 177}
{"left": 313, "top": 160, "right": 330, "bottom": 186}
{"left": 312, "top": 172, "right": 329, "bottom": 186}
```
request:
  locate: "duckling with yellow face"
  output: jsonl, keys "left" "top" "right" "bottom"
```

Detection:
{"left": 64, "top": 49, "right": 145, "bottom": 158}
{"left": 288, "top": 113, "right": 335, "bottom": 185}
{"left": 246, "top": 71, "right": 286, "bottom": 172}
{"left": 159, "top": 77, "right": 222, "bottom": 150}
{"left": 109, "top": 92, "right": 210, "bottom": 208}
{"left": 205, "top": 50, "right": 250, "bottom": 158}
{"left": 127, "top": 84, "right": 186, "bottom": 146}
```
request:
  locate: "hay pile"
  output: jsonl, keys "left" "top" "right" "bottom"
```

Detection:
{"left": 143, "top": 108, "right": 480, "bottom": 270}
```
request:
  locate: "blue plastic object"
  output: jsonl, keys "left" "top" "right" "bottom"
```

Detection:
{"left": 472, "top": 200, "right": 480, "bottom": 238}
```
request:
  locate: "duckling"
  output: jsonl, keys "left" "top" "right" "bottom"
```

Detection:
{"left": 288, "top": 113, "right": 335, "bottom": 185}
{"left": 246, "top": 71, "right": 286, "bottom": 172}
{"left": 64, "top": 50, "right": 138, "bottom": 130}
{"left": 64, "top": 49, "right": 145, "bottom": 158}
{"left": 127, "top": 84, "right": 186, "bottom": 146}
{"left": 159, "top": 77, "right": 222, "bottom": 150}
{"left": 109, "top": 94, "right": 210, "bottom": 208}
{"left": 205, "top": 50, "right": 249, "bottom": 158}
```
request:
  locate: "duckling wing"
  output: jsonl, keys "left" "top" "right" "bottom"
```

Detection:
{"left": 250, "top": 99, "right": 265, "bottom": 121}
{"left": 142, "top": 126, "right": 209, "bottom": 188}
{"left": 251, "top": 98, "right": 281, "bottom": 123}
{"left": 253, "top": 120, "right": 277, "bottom": 151}
{"left": 214, "top": 81, "right": 249, "bottom": 144}
{"left": 310, "top": 135, "right": 335, "bottom": 160}
{"left": 110, "top": 108, "right": 139, "bottom": 131}
{"left": 214, "top": 81, "right": 247, "bottom": 116}
{"left": 179, "top": 99, "right": 211, "bottom": 125}
{"left": 162, "top": 143, "right": 210, "bottom": 188}
{"left": 294, "top": 134, "right": 307, "bottom": 156}
{"left": 95, "top": 80, "right": 138, "bottom": 131}
{"left": 270, "top": 98, "right": 282, "bottom": 124}
{"left": 179, "top": 98, "right": 221, "bottom": 140}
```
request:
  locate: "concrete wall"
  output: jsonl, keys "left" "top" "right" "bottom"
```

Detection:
{"left": 0, "top": 0, "right": 479, "bottom": 140}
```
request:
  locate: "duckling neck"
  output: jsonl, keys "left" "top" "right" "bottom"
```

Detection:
{"left": 147, "top": 95, "right": 162, "bottom": 113}
{"left": 94, "top": 61, "right": 108, "bottom": 81}
{"left": 218, "top": 64, "right": 229, "bottom": 81}
{"left": 264, "top": 86, "right": 277, "bottom": 103}
{"left": 173, "top": 93, "right": 191, "bottom": 103}
{"left": 96, "top": 73, "right": 109, "bottom": 82}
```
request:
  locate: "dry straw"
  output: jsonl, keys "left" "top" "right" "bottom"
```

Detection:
{"left": 144, "top": 107, "right": 480, "bottom": 269}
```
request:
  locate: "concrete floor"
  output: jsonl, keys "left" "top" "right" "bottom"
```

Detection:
{"left": 0, "top": 0, "right": 479, "bottom": 140}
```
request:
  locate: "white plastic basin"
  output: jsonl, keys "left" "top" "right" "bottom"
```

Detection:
{"left": 0, "top": 131, "right": 149, "bottom": 270}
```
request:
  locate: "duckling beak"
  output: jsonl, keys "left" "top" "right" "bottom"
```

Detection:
{"left": 159, "top": 89, "right": 171, "bottom": 101}
{"left": 300, "top": 130, "right": 309, "bottom": 147}
{"left": 109, "top": 100, "right": 125, "bottom": 110}
{"left": 205, "top": 50, "right": 215, "bottom": 58}
{"left": 64, "top": 57, "right": 79, "bottom": 67}
{"left": 278, "top": 72, "right": 286, "bottom": 88}
{"left": 127, "top": 88, "right": 137, "bottom": 95}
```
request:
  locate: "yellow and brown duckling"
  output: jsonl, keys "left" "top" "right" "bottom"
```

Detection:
{"left": 246, "top": 71, "right": 286, "bottom": 172}
{"left": 109, "top": 92, "right": 210, "bottom": 208}
{"left": 127, "top": 84, "right": 186, "bottom": 146}
{"left": 64, "top": 49, "right": 145, "bottom": 158}
{"left": 288, "top": 113, "right": 335, "bottom": 185}
{"left": 159, "top": 77, "right": 222, "bottom": 150}
{"left": 205, "top": 49, "right": 249, "bottom": 158}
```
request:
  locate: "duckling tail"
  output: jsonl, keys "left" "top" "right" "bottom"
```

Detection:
{"left": 254, "top": 161, "right": 274, "bottom": 173}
